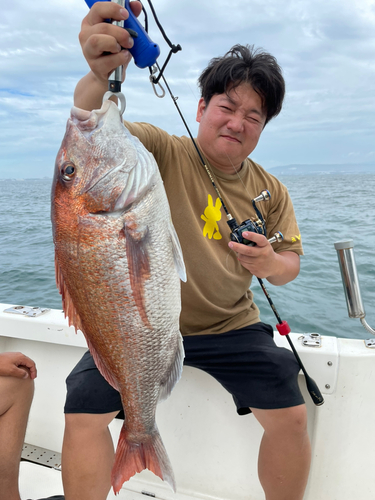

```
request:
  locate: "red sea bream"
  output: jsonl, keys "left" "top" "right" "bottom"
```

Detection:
{"left": 51, "top": 99, "right": 186, "bottom": 493}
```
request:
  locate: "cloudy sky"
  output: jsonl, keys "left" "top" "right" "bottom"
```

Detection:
{"left": 1, "top": 0, "right": 375, "bottom": 178}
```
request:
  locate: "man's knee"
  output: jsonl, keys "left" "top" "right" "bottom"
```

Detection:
{"left": 283, "top": 405, "right": 308, "bottom": 435}
{"left": 251, "top": 404, "right": 308, "bottom": 437}
{"left": 64, "top": 411, "right": 118, "bottom": 434}
{"left": 0, "top": 375, "right": 34, "bottom": 415}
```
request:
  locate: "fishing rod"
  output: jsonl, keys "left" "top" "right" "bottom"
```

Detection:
{"left": 84, "top": 0, "right": 324, "bottom": 407}
{"left": 156, "top": 70, "right": 324, "bottom": 406}
{"left": 257, "top": 278, "right": 324, "bottom": 405}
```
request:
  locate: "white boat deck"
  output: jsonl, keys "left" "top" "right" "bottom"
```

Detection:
{"left": 19, "top": 461, "right": 159, "bottom": 500}
{"left": 1, "top": 303, "right": 375, "bottom": 500}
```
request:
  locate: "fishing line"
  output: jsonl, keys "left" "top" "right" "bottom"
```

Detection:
{"left": 154, "top": 61, "right": 233, "bottom": 220}
{"left": 224, "top": 152, "right": 268, "bottom": 227}
{"left": 139, "top": 0, "right": 235, "bottom": 221}
{"left": 156, "top": 67, "right": 324, "bottom": 405}
{"left": 138, "top": 0, "right": 324, "bottom": 407}
{"left": 157, "top": 75, "right": 324, "bottom": 405}
{"left": 144, "top": 0, "right": 182, "bottom": 86}
{"left": 226, "top": 155, "right": 255, "bottom": 202}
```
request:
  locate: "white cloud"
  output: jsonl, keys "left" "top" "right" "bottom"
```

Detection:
{"left": 1, "top": 0, "right": 375, "bottom": 178}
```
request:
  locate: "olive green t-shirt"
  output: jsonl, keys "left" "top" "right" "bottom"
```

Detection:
{"left": 125, "top": 122, "right": 303, "bottom": 336}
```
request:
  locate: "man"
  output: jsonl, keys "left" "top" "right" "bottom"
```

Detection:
{"left": 0, "top": 351, "right": 36, "bottom": 500}
{"left": 61, "top": 2, "right": 311, "bottom": 500}
{"left": 0, "top": 352, "right": 62, "bottom": 500}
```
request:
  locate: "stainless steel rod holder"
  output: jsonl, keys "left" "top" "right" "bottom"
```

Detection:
{"left": 334, "top": 239, "right": 375, "bottom": 336}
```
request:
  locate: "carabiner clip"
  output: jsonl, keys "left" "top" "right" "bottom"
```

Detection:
{"left": 149, "top": 65, "right": 165, "bottom": 98}
{"left": 151, "top": 78, "right": 166, "bottom": 98}
{"left": 102, "top": 91, "right": 126, "bottom": 116}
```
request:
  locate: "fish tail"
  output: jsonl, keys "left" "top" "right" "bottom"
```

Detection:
{"left": 111, "top": 424, "right": 176, "bottom": 494}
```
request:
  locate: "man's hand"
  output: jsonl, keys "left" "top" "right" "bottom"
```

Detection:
{"left": 0, "top": 352, "right": 37, "bottom": 380}
{"left": 75, "top": 1, "right": 142, "bottom": 110}
{"left": 80, "top": 1, "right": 142, "bottom": 86}
{"left": 228, "top": 231, "right": 300, "bottom": 285}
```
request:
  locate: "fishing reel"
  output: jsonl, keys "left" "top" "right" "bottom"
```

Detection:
{"left": 227, "top": 190, "right": 283, "bottom": 246}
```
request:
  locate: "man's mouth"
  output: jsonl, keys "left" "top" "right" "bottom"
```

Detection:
{"left": 221, "top": 135, "right": 241, "bottom": 143}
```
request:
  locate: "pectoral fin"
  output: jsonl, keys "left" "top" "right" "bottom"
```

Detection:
{"left": 124, "top": 222, "right": 152, "bottom": 329}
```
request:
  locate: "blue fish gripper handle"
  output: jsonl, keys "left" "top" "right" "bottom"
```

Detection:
{"left": 84, "top": 0, "right": 160, "bottom": 69}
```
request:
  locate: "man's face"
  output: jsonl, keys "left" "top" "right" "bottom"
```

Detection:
{"left": 196, "top": 83, "right": 266, "bottom": 174}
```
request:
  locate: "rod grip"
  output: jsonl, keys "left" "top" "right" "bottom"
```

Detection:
{"left": 305, "top": 374, "right": 325, "bottom": 406}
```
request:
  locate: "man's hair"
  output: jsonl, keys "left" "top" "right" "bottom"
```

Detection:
{"left": 198, "top": 44, "right": 285, "bottom": 125}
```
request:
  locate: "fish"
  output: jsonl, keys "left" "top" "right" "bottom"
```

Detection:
{"left": 51, "top": 99, "right": 186, "bottom": 493}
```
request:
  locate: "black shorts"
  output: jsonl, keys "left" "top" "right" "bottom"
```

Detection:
{"left": 64, "top": 322, "right": 304, "bottom": 417}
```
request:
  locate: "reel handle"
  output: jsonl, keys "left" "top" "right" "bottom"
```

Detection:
{"left": 268, "top": 231, "right": 283, "bottom": 245}
{"left": 253, "top": 189, "right": 270, "bottom": 203}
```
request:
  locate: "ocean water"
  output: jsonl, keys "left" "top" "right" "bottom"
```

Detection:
{"left": 0, "top": 174, "right": 374, "bottom": 340}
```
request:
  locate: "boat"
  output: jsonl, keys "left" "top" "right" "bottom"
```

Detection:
{"left": 1, "top": 240, "right": 374, "bottom": 500}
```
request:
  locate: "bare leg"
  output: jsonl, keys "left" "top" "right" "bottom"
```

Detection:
{"left": 0, "top": 375, "right": 34, "bottom": 500}
{"left": 251, "top": 405, "right": 311, "bottom": 500}
{"left": 62, "top": 411, "right": 119, "bottom": 500}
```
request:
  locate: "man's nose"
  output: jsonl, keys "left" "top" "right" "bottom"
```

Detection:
{"left": 227, "top": 113, "right": 244, "bottom": 133}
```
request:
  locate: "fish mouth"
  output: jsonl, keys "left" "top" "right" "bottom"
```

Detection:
{"left": 70, "top": 100, "right": 120, "bottom": 136}
{"left": 70, "top": 107, "right": 92, "bottom": 122}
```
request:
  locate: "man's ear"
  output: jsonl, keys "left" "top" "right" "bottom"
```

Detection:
{"left": 196, "top": 98, "right": 206, "bottom": 123}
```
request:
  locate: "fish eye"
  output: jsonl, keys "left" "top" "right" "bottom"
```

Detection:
{"left": 61, "top": 163, "right": 76, "bottom": 181}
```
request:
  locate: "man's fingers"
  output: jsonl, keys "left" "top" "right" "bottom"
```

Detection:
{"left": 228, "top": 240, "right": 257, "bottom": 255}
{"left": 84, "top": 32, "right": 123, "bottom": 60}
{"left": 128, "top": 1, "right": 143, "bottom": 18}
{"left": 86, "top": 1, "right": 142, "bottom": 26}
{"left": 86, "top": 1, "right": 129, "bottom": 26}
{"left": 19, "top": 358, "right": 37, "bottom": 379}
{"left": 0, "top": 352, "right": 37, "bottom": 379}
{"left": 79, "top": 1, "right": 143, "bottom": 85}
{"left": 12, "top": 366, "right": 30, "bottom": 379}
{"left": 81, "top": 24, "right": 134, "bottom": 55}
{"left": 242, "top": 231, "right": 268, "bottom": 246}
{"left": 90, "top": 50, "right": 132, "bottom": 79}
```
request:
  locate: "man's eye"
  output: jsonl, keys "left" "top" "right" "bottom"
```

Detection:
{"left": 247, "top": 116, "right": 260, "bottom": 124}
